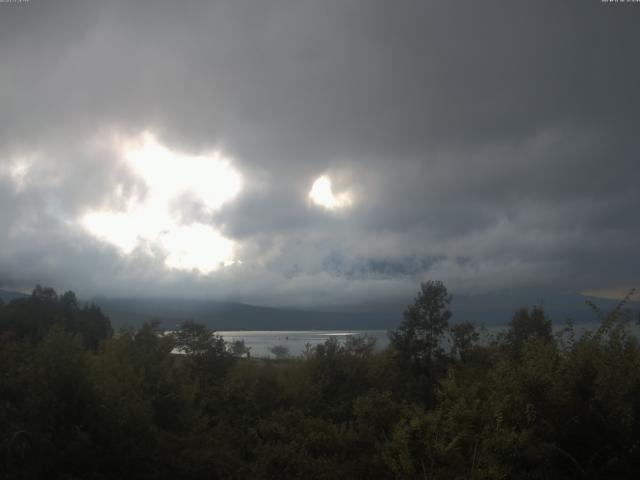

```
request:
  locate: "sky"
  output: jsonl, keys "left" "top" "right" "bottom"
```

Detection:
{"left": 0, "top": 0, "right": 639, "bottom": 308}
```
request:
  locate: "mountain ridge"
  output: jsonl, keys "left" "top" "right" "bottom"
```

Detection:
{"left": 91, "top": 290, "right": 638, "bottom": 331}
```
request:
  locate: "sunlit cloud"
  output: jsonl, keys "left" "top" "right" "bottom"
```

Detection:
{"left": 81, "top": 132, "right": 241, "bottom": 273}
{"left": 122, "top": 132, "right": 242, "bottom": 212}
{"left": 1, "top": 156, "right": 35, "bottom": 192}
{"left": 82, "top": 209, "right": 147, "bottom": 254}
{"left": 581, "top": 287, "right": 639, "bottom": 302}
{"left": 162, "top": 223, "right": 235, "bottom": 273}
{"left": 308, "top": 175, "right": 352, "bottom": 210}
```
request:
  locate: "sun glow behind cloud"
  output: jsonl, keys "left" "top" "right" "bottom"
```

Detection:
{"left": 308, "top": 175, "right": 352, "bottom": 210}
{"left": 1, "top": 156, "right": 35, "bottom": 193}
{"left": 81, "top": 132, "right": 241, "bottom": 273}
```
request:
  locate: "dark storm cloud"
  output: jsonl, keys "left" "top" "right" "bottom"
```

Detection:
{"left": 0, "top": 0, "right": 638, "bottom": 306}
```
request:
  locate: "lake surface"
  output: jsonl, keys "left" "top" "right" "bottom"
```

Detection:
{"left": 219, "top": 330, "right": 390, "bottom": 357}
{"left": 218, "top": 321, "right": 639, "bottom": 358}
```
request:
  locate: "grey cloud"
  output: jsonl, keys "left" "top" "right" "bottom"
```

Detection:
{"left": 0, "top": 0, "right": 638, "bottom": 307}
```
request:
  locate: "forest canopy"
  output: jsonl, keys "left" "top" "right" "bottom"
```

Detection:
{"left": 1, "top": 282, "right": 639, "bottom": 479}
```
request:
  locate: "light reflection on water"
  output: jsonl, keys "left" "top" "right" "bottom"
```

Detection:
{"left": 175, "top": 321, "right": 638, "bottom": 358}
{"left": 218, "top": 330, "right": 390, "bottom": 358}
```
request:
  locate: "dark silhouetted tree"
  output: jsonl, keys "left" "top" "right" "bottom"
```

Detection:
{"left": 504, "top": 305, "right": 552, "bottom": 358}
{"left": 229, "top": 339, "right": 251, "bottom": 358}
{"left": 173, "top": 320, "right": 233, "bottom": 391}
{"left": 450, "top": 321, "right": 479, "bottom": 362}
{"left": 269, "top": 344, "right": 290, "bottom": 359}
{"left": 390, "top": 280, "right": 452, "bottom": 364}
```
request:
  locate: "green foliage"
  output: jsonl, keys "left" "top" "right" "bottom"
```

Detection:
{"left": 229, "top": 339, "right": 251, "bottom": 358}
{"left": 0, "top": 285, "right": 112, "bottom": 349}
{"left": 88, "top": 323, "right": 196, "bottom": 477}
{"left": 390, "top": 280, "right": 452, "bottom": 365}
{"left": 1, "top": 282, "right": 640, "bottom": 479}
{"left": 387, "top": 281, "right": 454, "bottom": 404}
{"left": 503, "top": 305, "right": 553, "bottom": 358}
{"left": 450, "top": 321, "right": 480, "bottom": 362}
{"left": 173, "top": 320, "right": 235, "bottom": 392}
{"left": 268, "top": 344, "right": 290, "bottom": 359}
{"left": 300, "top": 336, "right": 377, "bottom": 421}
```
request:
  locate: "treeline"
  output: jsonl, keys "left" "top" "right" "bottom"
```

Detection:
{"left": 1, "top": 282, "right": 639, "bottom": 479}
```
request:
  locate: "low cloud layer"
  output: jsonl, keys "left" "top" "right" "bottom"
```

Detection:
{"left": 1, "top": 0, "right": 638, "bottom": 307}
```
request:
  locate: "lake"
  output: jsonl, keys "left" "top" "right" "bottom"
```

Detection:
{"left": 218, "top": 330, "right": 390, "bottom": 357}
{"left": 217, "top": 321, "right": 638, "bottom": 358}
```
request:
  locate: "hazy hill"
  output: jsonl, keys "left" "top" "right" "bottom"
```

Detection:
{"left": 451, "top": 290, "right": 638, "bottom": 326}
{"left": 91, "top": 297, "right": 401, "bottom": 331}
{"left": 0, "top": 289, "right": 28, "bottom": 303}
{"left": 91, "top": 290, "right": 638, "bottom": 331}
{"left": 3, "top": 287, "right": 635, "bottom": 330}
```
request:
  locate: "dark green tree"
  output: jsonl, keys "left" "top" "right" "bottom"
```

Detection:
{"left": 31, "top": 284, "right": 58, "bottom": 303}
{"left": 269, "top": 344, "right": 290, "bottom": 360}
{"left": 390, "top": 280, "right": 452, "bottom": 364}
{"left": 0, "top": 287, "right": 112, "bottom": 349}
{"left": 173, "top": 321, "right": 234, "bottom": 392}
{"left": 450, "top": 321, "right": 479, "bottom": 362}
{"left": 504, "top": 305, "right": 552, "bottom": 358}
{"left": 229, "top": 339, "right": 251, "bottom": 358}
